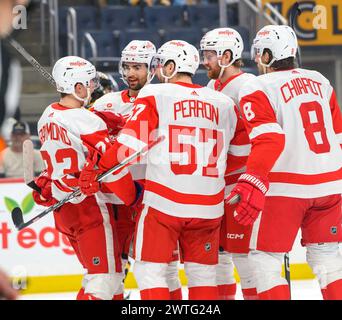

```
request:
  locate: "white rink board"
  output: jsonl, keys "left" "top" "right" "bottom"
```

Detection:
{"left": 1, "top": 179, "right": 336, "bottom": 278}
{"left": 0, "top": 179, "right": 84, "bottom": 277}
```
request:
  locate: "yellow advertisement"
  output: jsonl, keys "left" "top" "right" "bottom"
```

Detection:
{"left": 263, "top": 0, "right": 342, "bottom": 46}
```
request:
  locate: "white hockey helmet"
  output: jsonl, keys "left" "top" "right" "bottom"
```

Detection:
{"left": 119, "top": 40, "right": 156, "bottom": 84}
{"left": 200, "top": 27, "right": 244, "bottom": 66}
{"left": 251, "top": 25, "right": 298, "bottom": 67}
{"left": 52, "top": 56, "right": 98, "bottom": 94}
{"left": 151, "top": 40, "right": 200, "bottom": 81}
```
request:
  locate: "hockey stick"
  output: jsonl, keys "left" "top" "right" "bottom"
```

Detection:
{"left": 7, "top": 37, "right": 56, "bottom": 87}
{"left": 282, "top": 1, "right": 303, "bottom": 297}
{"left": 11, "top": 135, "right": 164, "bottom": 230}
{"left": 23, "top": 140, "right": 41, "bottom": 193}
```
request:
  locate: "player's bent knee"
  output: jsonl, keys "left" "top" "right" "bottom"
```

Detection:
{"left": 166, "top": 261, "right": 181, "bottom": 292}
{"left": 217, "top": 251, "right": 235, "bottom": 285}
{"left": 185, "top": 262, "right": 216, "bottom": 288}
{"left": 248, "top": 250, "right": 288, "bottom": 292}
{"left": 83, "top": 273, "right": 123, "bottom": 300}
{"left": 133, "top": 261, "right": 168, "bottom": 290}
{"left": 306, "top": 243, "right": 342, "bottom": 288}
{"left": 233, "top": 253, "right": 256, "bottom": 289}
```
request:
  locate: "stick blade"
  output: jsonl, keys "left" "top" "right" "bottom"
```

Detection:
{"left": 226, "top": 194, "right": 241, "bottom": 205}
{"left": 23, "top": 139, "right": 35, "bottom": 185}
{"left": 11, "top": 207, "right": 24, "bottom": 229}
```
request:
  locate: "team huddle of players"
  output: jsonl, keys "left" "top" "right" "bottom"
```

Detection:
{"left": 32, "top": 25, "right": 342, "bottom": 300}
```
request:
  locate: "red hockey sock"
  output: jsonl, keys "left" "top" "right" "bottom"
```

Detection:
{"left": 170, "top": 287, "right": 183, "bottom": 300}
{"left": 113, "top": 293, "right": 124, "bottom": 300}
{"left": 242, "top": 287, "right": 258, "bottom": 300}
{"left": 76, "top": 287, "right": 85, "bottom": 300}
{"left": 321, "top": 288, "right": 328, "bottom": 300}
{"left": 189, "top": 286, "right": 218, "bottom": 300}
{"left": 140, "top": 287, "right": 170, "bottom": 300}
{"left": 81, "top": 293, "right": 102, "bottom": 300}
{"left": 218, "top": 284, "right": 236, "bottom": 300}
{"left": 325, "top": 279, "right": 342, "bottom": 300}
{"left": 258, "top": 284, "right": 290, "bottom": 300}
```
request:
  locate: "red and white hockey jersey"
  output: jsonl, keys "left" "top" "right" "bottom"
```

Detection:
{"left": 37, "top": 103, "right": 136, "bottom": 205}
{"left": 92, "top": 90, "right": 146, "bottom": 182}
{"left": 208, "top": 72, "right": 255, "bottom": 195}
{"left": 239, "top": 68, "right": 342, "bottom": 198}
{"left": 99, "top": 82, "right": 245, "bottom": 219}
{"left": 92, "top": 90, "right": 137, "bottom": 119}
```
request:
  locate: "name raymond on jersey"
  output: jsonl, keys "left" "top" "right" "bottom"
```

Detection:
{"left": 174, "top": 99, "right": 219, "bottom": 124}
{"left": 39, "top": 122, "right": 72, "bottom": 146}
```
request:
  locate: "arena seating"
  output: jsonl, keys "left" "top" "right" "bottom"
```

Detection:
{"left": 58, "top": 3, "right": 249, "bottom": 70}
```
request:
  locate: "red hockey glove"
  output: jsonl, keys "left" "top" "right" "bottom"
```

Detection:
{"left": 79, "top": 152, "right": 102, "bottom": 196}
{"left": 93, "top": 110, "right": 125, "bottom": 136}
{"left": 225, "top": 173, "right": 269, "bottom": 226}
{"left": 32, "top": 171, "right": 57, "bottom": 207}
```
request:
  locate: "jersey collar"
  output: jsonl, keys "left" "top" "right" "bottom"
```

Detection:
{"left": 175, "top": 82, "right": 202, "bottom": 88}
{"left": 121, "top": 90, "right": 137, "bottom": 103}
{"left": 214, "top": 72, "right": 244, "bottom": 92}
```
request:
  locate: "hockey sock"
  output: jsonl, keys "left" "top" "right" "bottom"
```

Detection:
{"left": 188, "top": 286, "right": 218, "bottom": 300}
{"left": 170, "top": 287, "right": 182, "bottom": 300}
{"left": 242, "top": 287, "right": 258, "bottom": 300}
{"left": 258, "top": 284, "right": 290, "bottom": 300}
{"left": 76, "top": 287, "right": 85, "bottom": 300}
{"left": 140, "top": 287, "right": 170, "bottom": 300}
{"left": 325, "top": 279, "right": 342, "bottom": 300}
{"left": 218, "top": 283, "right": 236, "bottom": 300}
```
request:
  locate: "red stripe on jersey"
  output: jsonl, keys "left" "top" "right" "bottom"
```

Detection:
{"left": 230, "top": 105, "right": 250, "bottom": 146}
{"left": 268, "top": 167, "right": 342, "bottom": 185}
{"left": 214, "top": 72, "right": 244, "bottom": 92}
{"left": 99, "top": 95, "right": 159, "bottom": 171}
{"left": 174, "top": 82, "right": 202, "bottom": 88}
{"left": 145, "top": 180, "right": 225, "bottom": 205}
{"left": 80, "top": 129, "right": 112, "bottom": 154}
{"left": 54, "top": 179, "right": 74, "bottom": 193}
{"left": 225, "top": 154, "right": 248, "bottom": 175}
{"left": 225, "top": 172, "right": 241, "bottom": 185}
{"left": 51, "top": 103, "right": 71, "bottom": 111}
{"left": 240, "top": 90, "right": 285, "bottom": 177}
{"left": 329, "top": 89, "right": 342, "bottom": 135}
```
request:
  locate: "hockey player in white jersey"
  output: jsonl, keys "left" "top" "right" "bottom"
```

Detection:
{"left": 32, "top": 56, "right": 139, "bottom": 300}
{"left": 92, "top": 41, "right": 183, "bottom": 300}
{"left": 229, "top": 25, "right": 342, "bottom": 299}
{"left": 201, "top": 27, "right": 257, "bottom": 300}
{"left": 79, "top": 40, "right": 247, "bottom": 300}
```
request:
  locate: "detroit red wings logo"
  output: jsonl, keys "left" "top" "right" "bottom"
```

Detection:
{"left": 70, "top": 61, "right": 87, "bottom": 67}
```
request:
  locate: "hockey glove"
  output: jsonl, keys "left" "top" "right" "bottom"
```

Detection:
{"left": 93, "top": 110, "right": 125, "bottom": 137}
{"left": 79, "top": 152, "right": 102, "bottom": 196}
{"left": 32, "top": 170, "right": 57, "bottom": 207}
{"left": 225, "top": 173, "right": 269, "bottom": 226}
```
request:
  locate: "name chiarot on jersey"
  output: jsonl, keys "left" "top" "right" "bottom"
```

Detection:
{"left": 281, "top": 76, "right": 323, "bottom": 103}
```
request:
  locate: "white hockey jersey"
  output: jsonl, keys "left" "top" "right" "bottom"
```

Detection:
{"left": 92, "top": 90, "right": 136, "bottom": 118}
{"left": 92, "top": 89, "right": 146, "bottom": 181}
{"left": 239, "top": 68, "right": 342, "bottom": 198}
{"left": 38, "top": 103, "right": 134, "bottom": 205}
{"left": 99, "top": 82, "right": 245, "bottom": 219}
{"left": 208, "top": 72, "right": 255, "bottom": 195}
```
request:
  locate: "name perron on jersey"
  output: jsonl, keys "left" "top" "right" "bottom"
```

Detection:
{"left": 100, "top": 82, "right": 244, "bottom": 219}
{"left": 239, "top": 68, "right": 342, "bottom": 198}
